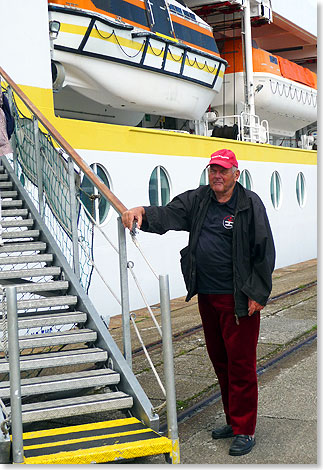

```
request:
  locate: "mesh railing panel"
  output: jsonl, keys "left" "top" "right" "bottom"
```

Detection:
{"left": 7, "top": 91, "right": 94, "bottom": 291}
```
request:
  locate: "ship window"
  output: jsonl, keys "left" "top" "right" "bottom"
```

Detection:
{"left": 175, "top": 6, "right": 183, "bottom": 15}
{"left": 149, "top": 166, "right": 171, "bottom": 206}
{"left": 183, "top": 10, "right": 195, "bottom": 20}
{"left": 239, "top": 169, "right": 252, "bottom": 190}
{"left": 270, "top": 171, "right": 282, "bottom": 210}
{"left": 200, "top": 168, "right": 209, "bottom": 186}
{"left": 80, "top": 163, "right": 111, "bottom": 224}
{"left": 296, "top": 172, "right": 306, "bottom": 208}
{"left": 169, "top": 4, "right": 176, "bottom": 12}
{"left": 270, "top": 55, "right": 278, "bottom": 64}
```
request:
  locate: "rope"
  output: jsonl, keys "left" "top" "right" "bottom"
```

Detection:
{"left": 148, "top": 43, "right": 165, "bottom": 57}
{"left": 130, "top": 313, "right": 166, "bottom": 396}
{"left": 78, "top": 236, "right": 121, "bottom": 305}
{"left": 130, "top": 232, "right": 159, "bottom": 280}
{"left": 167, "top": 48, "right": 184, "bottom": 63}
{"left": 94, "top": 25, "right": 145, "bottom": 59}
{"left": 127, "top": 261, "right": 162, "bottom": 337}
{"left": 269, "top": 79, "right": 317, "bottom": 107}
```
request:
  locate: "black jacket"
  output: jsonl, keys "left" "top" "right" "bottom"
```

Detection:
{"left": 141, "top": 182, "right": 276, "bottom": 318}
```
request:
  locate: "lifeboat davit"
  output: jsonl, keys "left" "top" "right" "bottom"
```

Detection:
{"left": 211, "top": 39, "right": 317, "bottom": 136}
{"left": 48, "top": 0, "right": 227, "bottom": 124}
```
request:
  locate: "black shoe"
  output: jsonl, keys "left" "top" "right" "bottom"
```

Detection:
{"left": 211, "top": 424, "right": 234, "bottom": 439}
{"left": 229, "top": 435, "right": 255, "bottom": 456}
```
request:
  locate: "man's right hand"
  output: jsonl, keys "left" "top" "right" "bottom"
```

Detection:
{"left": 121, "top": 206, "right": 146, "bottom": 230}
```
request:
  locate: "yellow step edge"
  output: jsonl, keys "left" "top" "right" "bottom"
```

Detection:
{"left": 24, "top": 427, "right": 154, "bottom": 451}
{"left": 22, "top": 417, "right": 139, "bottom": 440}
{"left": 19, "top": 418, "right": 173, "bottom": 464}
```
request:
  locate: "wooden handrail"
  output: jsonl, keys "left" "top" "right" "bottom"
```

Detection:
{"left": 0, "top": 66, "right": 128, "bottom": 215}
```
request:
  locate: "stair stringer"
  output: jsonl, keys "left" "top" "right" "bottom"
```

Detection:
{"left": 1, "top": 156, "right": 159, "bottom": 432}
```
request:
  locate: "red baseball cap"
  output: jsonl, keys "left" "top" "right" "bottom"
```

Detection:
{"left": 207, "top": 149, "right": 238, "bottom": 169}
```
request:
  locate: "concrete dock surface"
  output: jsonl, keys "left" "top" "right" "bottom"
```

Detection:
{"left": 109, "top": 258, "right": 317, "bottom": 465}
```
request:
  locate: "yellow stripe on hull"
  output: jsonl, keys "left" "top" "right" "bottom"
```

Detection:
{"left": 6, "top": 84, "right": 317, "bottom": 166}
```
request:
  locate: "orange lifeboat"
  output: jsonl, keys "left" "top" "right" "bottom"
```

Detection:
{"left": 48, "top": 0, "right": 227, "bottom": 124}
{"left": 211, "top": 39, "right": 317, "bottom": 136}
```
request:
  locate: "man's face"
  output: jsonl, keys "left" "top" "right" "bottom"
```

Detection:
{"left": 208, "top": 164, "right": 240, "bottom": 198}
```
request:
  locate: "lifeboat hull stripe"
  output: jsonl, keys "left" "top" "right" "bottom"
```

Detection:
{"left": 85, "top": 27, "right": 222, "bottom": 73}
{"left": 58, "top": 21, "right": 224, "bottom": 65}
{"left": 170, "top": 14, "right": 214, "bottom": 38}
{"left": 54, "top": 45, "right": 224, "bottom": 88}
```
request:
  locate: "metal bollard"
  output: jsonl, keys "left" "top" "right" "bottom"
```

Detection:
{"left": 6, "top": 287, "right": 24, "bottom": 463}
{"left": 159, "top": 275, "right": 180, "bottom": 464}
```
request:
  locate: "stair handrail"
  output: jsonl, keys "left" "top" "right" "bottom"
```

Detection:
{"left": 0, "top": 66, "right": 127, "bottom": 217}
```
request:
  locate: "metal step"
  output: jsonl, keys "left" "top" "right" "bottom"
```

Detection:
{"left": 16, "top": 310, "right": 86, "bottom": 329}
{"left": 0, "top": 266, "right": 60, "bottom": 280}
{"left": 2, "top": 229, "right": 39, "bottom": 239}
{"left": 21, "top": 418, "right": 171, "bottom": 465}
{"left": 15, "top": 391, "right": 133, "bottom": 423}
{"left": 0, "top": 181, "right": 12, "bottom": 189}
{"left": 0, "top": 241, "right": 46, "bottom": 253}
{"left": 0, "top": 347, "right": 108, "bottom": 372}
{"left": 17, "top": 295, "right": 77, "bottom": 310}
{"left": 0, "top": 253, "right": 53, "bottom": 265}
{"left": 0, "top": 173, "right": 8, "bottom": 181}
{"left": 0, "top": 369, "right": 120, "bottom": 399}
{"left": 1, "top": 208, "right": 28, "bottom": 217}
{"left": 0, "top": 190, "right": 18, "bottom": 198}
{"left": 0, "top": 328, "right": 97, "bottom": 350}
{"left": 1, "top": 199, "right": 23, "bottom": 208}
{"left": 1, "top": 219, "right": 34, "bottom": 228}
{"left": 1, "top": 280, "right": 68, "bottom": 294}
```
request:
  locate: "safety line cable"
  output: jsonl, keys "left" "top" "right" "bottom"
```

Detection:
{"left": 130, "top": 313, "right": 166, "bottom": 396}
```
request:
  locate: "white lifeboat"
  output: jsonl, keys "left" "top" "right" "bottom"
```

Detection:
{"left": 48, "top": 0, "right": 227, "bottom": 125}
{"left": 211, "top": 39, "right": 317, "bottom": 137}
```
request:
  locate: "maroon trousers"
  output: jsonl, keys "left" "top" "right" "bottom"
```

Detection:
{"left": 198, "top": 293, "right": 260, "bottom": 435}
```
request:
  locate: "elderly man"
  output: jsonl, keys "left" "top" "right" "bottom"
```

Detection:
{"left": 122, "top": 149, "right": 275, "bottom": 456}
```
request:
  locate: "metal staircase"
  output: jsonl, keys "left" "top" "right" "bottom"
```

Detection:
{"left": 0, "top": 157, "right": 173, "bottom": 464}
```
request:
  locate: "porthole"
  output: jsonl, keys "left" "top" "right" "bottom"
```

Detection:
{"left": 149, "top": 166, "right": 170, "bottom": 206}
{"left": 239, "top": 169, "right": 252, "bottom": 190}
{"left": 270, "top": 171, "right": 282, "bottom": 210}
{"left": 200, "top": 168, "right": 209, "bottom": 186}
{"left": 80, "top": 163, "right": 111, "bottom": 224}
{"left": 296, "top": 172, "right": 306, "bottom": 208}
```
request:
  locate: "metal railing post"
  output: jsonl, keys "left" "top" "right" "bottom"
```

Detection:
{"left": 33, "top": 116, "right": 45, "bottom": 217}
{"left": 117, "top": 217, "right": 132, "bottom": 368}
{"left": 159, "top": 274, "right": 180, "bottom": 464}
{"left": 68, "top": 157, "right": 81, "bottom": 280}
{"left": 6, "top": 286, "right": 24, "bottom": 464}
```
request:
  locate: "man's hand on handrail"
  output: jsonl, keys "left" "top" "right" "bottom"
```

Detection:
{"left": 122, "top": 206, "right": 146, "bottom": 230}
